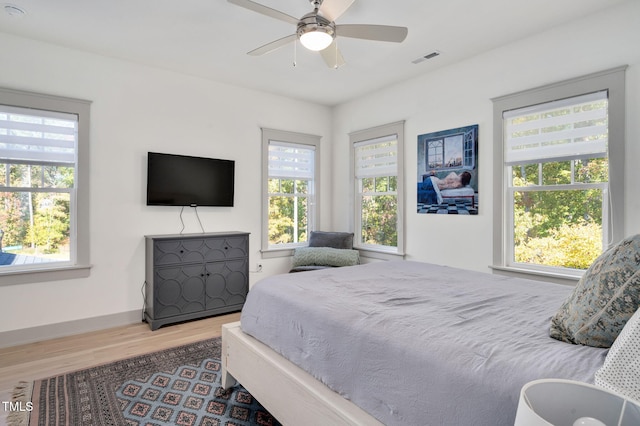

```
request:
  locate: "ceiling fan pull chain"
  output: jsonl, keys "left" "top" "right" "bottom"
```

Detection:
{"left": 293, "top": 39, "right": 297, "bottom": 67}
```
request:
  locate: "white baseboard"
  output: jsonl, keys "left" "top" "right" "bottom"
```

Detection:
{"left": 0, "top": 310, "right": 143, "bottom": 349}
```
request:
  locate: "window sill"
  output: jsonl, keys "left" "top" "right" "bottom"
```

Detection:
{"left": 490, "top": 265, "right": 581, "bottom": 286}
{"left": 357, "top": 247, "right": 405, "bottom": 261}
{"left": 0, "top": 264, "right": 92, "bottom": 286}
{"left": 260, "top": 248, "right": 295, "bottom": 259}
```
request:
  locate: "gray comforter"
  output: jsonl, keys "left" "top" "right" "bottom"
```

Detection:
{"left": 240, "top": 260, "right": 607, "bottom": 426}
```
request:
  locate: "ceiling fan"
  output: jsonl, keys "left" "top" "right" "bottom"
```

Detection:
{"left": 228, "top": 0, "right": 408, "bottom": 68}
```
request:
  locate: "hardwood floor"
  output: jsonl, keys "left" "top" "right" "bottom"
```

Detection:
{"left": 0, "top": 312, "right": 241, "bottom": 425}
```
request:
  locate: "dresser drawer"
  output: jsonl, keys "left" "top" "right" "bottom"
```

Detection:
{"left": 153, "top": 235, "right": 248, "bottom": 265}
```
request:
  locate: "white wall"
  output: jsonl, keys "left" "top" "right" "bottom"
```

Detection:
{"left": 0, "top": 33, "right": 332, "bottom": 336}
{"left": 331, "top": 0, "right": 640, "bottom": 273}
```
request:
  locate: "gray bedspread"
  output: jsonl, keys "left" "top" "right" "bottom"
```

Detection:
{"left": 240, "top": 260, "right": 608, "bottom": 426}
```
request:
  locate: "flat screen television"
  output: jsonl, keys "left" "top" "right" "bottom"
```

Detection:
{"left": 146, "top": 152, "right": 235, "bottom": 207}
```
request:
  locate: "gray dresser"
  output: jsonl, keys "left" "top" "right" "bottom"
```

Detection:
{"left": 144, "top": 231, "right": 249, "bottom": 330}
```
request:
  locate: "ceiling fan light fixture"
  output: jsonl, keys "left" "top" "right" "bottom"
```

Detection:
{"left": 299, "top": 29, "right": 333, "bottom": 51}
{"left": 297, "top": 12, "right": 335, "bottom": 51}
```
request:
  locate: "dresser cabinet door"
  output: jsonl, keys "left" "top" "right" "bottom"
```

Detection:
{"left": 205, "top": 258, "right": 248, "bottom": 310}
{"left": 153, "top": 264, "right": 206, "bottom": 319}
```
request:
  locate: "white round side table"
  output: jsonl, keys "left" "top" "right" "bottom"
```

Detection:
{"left": 514, "top": 379, "right": 640, "bottom": 426}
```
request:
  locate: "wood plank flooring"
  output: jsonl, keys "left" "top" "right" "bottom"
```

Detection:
{"left": 0, "top": 312, "right": 240, "bottom": 425}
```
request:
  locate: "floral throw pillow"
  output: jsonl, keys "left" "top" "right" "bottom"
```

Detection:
{"left": 549, "top": 234, "right": 640, "bottom": 348}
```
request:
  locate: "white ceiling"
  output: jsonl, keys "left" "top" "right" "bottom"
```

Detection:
{"left": 0, "top": 0, "right": 628, "bottom": 106}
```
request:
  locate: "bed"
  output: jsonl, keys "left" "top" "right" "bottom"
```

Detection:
{"left": 221, "top": 260, "right": 610, "bottom": 425}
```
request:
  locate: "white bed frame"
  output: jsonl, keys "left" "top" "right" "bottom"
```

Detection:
{"left": 221, "top": 321, "right": 383, "bottom": 426}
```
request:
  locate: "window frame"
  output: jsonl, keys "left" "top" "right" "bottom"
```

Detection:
{"left": 491, "top": 66, "right": 626, "bottom": 282}
{"left": 350, "top": 121, "right": 405, "bottom": 259}
{"left": 261, "top": 128, "right": 321, "bottom": 258}
{"left": 0, "top": 87, "right": 91, "bottom": 286}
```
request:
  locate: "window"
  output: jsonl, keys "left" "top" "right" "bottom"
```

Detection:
{"left": 350, "top": 121, "right": 404, "bottom": 256}
{"left": 492, "top": 67, "right": 626, "bottom": 279}
{"left": 261, "top": 128, "right": 320, "bottom": 256}
{"left": 0, "top": 88, "right": 91, "bottom": 285}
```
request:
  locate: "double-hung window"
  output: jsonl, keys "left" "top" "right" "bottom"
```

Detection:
{"left": 0, "top": 87, "right": 91, "bottom": 284}
{"left": 350, "top": 121, "right": 404, "bottom": 256}
{"left": 262, "top": 128, "right": 320, "bottom": 255}
{"left": 492, "top": 67, "right": 626, "bottom": 279}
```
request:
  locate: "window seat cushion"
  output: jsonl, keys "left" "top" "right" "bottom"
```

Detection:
{"left": 289, "top": 265, "right": 336, "bottom": 273}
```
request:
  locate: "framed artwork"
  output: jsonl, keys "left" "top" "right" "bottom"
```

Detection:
{"left": 417, "top": 124, "right": 478, "bottom": 215}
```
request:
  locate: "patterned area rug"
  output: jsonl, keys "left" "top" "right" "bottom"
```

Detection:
{"left": 10, "top": 337, "right": 280, "bottom": 426}
{"left": 116, "top": 357, "right": 278, "bottom": 425}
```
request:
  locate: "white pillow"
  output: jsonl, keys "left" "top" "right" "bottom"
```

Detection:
{"left": 595, "top": 307, "right": 640, "bottom": 402}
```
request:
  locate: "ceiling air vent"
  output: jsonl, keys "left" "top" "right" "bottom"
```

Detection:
{"left": 3, "top": 4, "right": 26, "bottom": 17}
{"left": 412, "top": 51, "right": 441, "bottom": 64}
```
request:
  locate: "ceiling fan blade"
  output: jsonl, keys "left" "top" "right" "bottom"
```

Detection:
{"left": 228, "top": 0, "right": 299, "bottom": 25}
{"left": 336, "top": 24, "right": 408, "bottom": 43}
{"left": 320, "top": 42, "right": 346, "bottom": 69}
{"left": 247, "top": 34, "right": 297, "bottom": 56}
{"left": 318, "top": 0, "right": 355, "bottom": 22}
